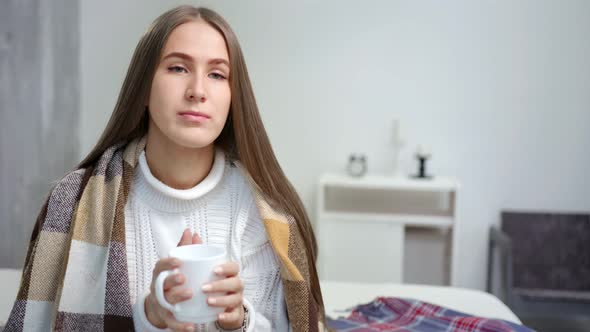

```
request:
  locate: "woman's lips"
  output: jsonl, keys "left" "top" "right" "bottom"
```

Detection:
{"left": 178, "top": 111, "right": 210, "bottom": 122}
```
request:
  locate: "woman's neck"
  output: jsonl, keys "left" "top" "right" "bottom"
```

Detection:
{"left": 144, "top": 130, "right": 215, "bottom": 190}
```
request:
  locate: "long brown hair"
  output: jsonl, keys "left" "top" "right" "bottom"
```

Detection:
{"left": 78, "top": 5, "right": 325, "bottom": 320}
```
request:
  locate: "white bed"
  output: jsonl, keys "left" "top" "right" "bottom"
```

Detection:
{"left": 1, "top": 270, "right": 521, "bottom": 327}
{"left": 321, "top": 280, "right": 522, "bottom": 325}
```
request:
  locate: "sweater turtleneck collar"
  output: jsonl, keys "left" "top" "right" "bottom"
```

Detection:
{"left": 133, "top": 148, "right": 226, "bottom": 213}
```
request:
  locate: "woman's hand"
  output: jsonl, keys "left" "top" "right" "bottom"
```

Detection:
{"left": 203, "top": 262, "right": 245, "bottom": 330}
{"left": 145, "top": 229, "right": 202, "bottom": 332}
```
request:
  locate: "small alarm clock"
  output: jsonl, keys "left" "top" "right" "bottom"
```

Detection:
{"left": 347, "top": 154, "right": 367, "bottom": 177}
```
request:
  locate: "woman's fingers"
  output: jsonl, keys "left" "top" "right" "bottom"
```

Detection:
{"left": 213, "top": 262, "right": 240, "bottom": 277}
{"left": 162, "top": 310, "right": 195, "bottom": 332}
{"left": 220, "top": 308, "right": 241, "bottom": 322}
{"left": 217, "top": 306, "right": 243, "bottom": 326}
{"left": 178, "top": 228, "right": 203, "bottom": 245}
{"left": 154, "top": 258, "right": 181, "bottom": 276}
{"left": 191, "top": 232, "right": 202, "bottom": 244}
{"left": 177, "top": 228, "right": 193, "bottom": 246}
{"left": 165, "top": 286, "right": 193, "bottom": 304}
{"left": 202, "top": 276, "right": 244, "bottom": 294}
{"left": 163, "top": 273, "right": 185, "bottom": 291}
{"left": 151, "top": 258, "right": 182, "bottom": 294}
{"left": 207, "top": 292, "right": 242, "bottom": 308}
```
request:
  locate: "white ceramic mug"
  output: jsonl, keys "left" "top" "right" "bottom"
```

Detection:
{"left": 155, "top": 244, "right": 227, "bottom": 324}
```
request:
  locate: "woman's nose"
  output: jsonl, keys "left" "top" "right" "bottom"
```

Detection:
{"left": 185, "top": 77, "right": 206, "bottom": 102}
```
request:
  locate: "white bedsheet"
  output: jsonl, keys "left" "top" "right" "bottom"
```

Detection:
{"left": 2, "top": 271, "right": 522, "bottom": 327}
{"left": 321, "top": 280, "right": 522, "bottom": 325}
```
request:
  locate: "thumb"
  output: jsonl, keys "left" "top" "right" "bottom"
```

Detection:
{"left": 192, "top": 233, "right": 202, "bottom": 244}
{"left": 177, "top": 228, "right": 193, "bottom": 246}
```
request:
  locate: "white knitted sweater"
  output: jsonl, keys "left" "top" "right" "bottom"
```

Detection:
{"left": 126, "top": 149, "right": 289, "bottom": 331}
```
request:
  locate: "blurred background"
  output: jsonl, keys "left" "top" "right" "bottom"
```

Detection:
{"left": 1, "top": 0, "right": 589, "bottom": 330}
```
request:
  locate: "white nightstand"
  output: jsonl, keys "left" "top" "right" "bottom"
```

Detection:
{"left": 316, "top": 173, "right": 460, "bottom": 286}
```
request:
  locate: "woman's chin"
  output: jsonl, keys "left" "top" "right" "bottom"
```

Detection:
{"left": 170, "top": 135, "right": 216, "bottom": 150}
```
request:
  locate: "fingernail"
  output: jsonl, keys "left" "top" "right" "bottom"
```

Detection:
{"left": 214, "top": 267, "right": 223, "bottom": 274}
{"left": 175, "top": 275, "right": 182, "bottom": 282}
{"left": 208, "top": 297, "right": 216, "bottom": 304}
{"left": 185, "top": 326, "right": 194, "bottom": 332}
{"left": 218, "top": 313, "right": 226, "bottom": 320}
{"left": 183, "top": 289, "right": 192, "bottom": 297}
{"left": 202, "top": 284, "right": 212, "bottom": 291}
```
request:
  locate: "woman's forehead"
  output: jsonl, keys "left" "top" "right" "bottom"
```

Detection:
{"left": 162, "top": 20, "right": 229, "bottom": 62}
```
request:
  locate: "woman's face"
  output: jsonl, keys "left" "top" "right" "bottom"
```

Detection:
{"left": 147, "top": 20, "right": 231, "bottom": 149}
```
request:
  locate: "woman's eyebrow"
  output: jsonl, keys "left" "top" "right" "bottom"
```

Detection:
{"left": 208, "top": 58, "right": 230, "bottom": 68}
{"left": 162, "top": 52, "right": 229, "bottom": 68}
{"left": 162, "top": 51, "right": 194, "bottom": 62}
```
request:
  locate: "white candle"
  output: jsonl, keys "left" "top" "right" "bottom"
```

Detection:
{"left": 416, "top": 144, "right": 431, "bottom": 157}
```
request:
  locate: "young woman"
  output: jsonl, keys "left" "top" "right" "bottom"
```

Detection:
{"left": 6, "top": 5, "right": 326, "bottom": 332}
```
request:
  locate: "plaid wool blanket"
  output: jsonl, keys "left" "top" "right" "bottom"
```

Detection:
{"left": 327, "top": 297, "right": 534, "bottom": 332}
{"left": 5, "top": 137, "right": 324, "bottom": 331}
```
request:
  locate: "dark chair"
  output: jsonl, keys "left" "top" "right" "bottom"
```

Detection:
{"left": 487, "top": 211, "right": 590, "bottom": 331}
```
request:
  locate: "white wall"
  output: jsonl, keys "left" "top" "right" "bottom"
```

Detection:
{"left": 81, "top": 0, "right": 590, "bottom": 290}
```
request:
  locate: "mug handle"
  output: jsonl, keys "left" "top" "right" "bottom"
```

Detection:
{"left": 155, "top": 269, "right": 179, "bottom": 312}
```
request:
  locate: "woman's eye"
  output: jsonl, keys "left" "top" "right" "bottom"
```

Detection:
{"left": 209, "top": 72, "right": 226, "bottom": 80}
{"left": 168, "top": 66, "right": 187, "bottom": 73}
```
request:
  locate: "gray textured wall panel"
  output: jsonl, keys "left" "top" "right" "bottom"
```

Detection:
{"left": 0, "top": 0, "right": 79, "bottom": 268}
